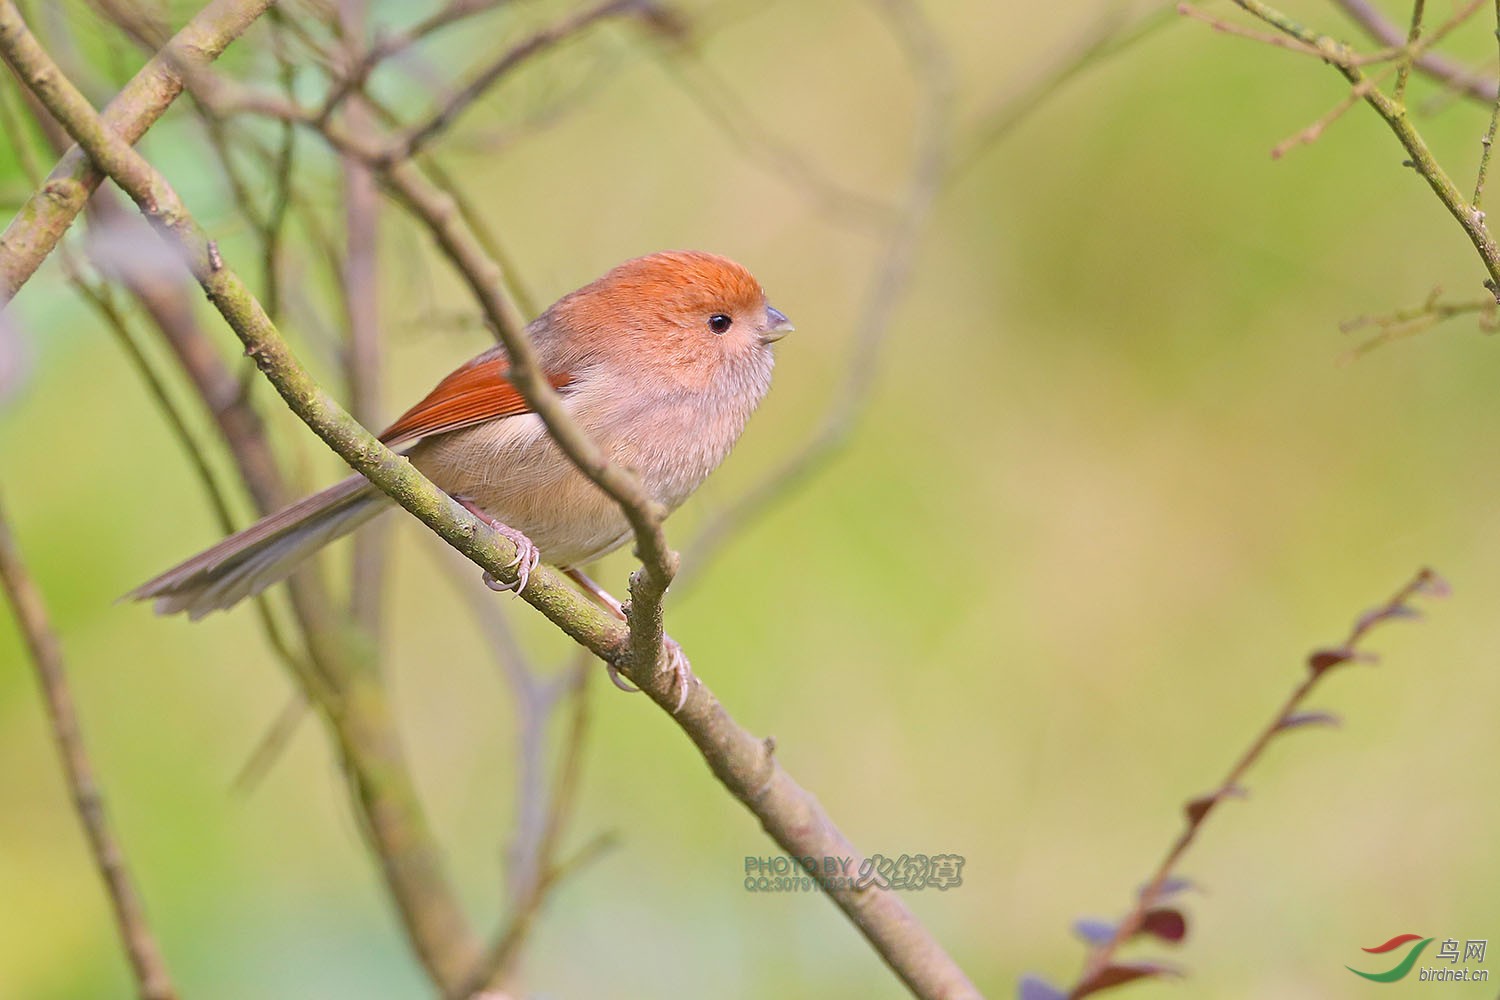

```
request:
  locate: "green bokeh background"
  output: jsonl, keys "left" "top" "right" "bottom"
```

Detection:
{"left": 2, "top": 1, "right": 1497, "bottom": 997}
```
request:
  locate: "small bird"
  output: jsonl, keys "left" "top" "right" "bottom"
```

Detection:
{"left": 130, "top": 250, "right": 792, "bottom": 640}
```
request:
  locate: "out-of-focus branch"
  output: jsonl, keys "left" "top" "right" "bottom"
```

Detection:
{"left": 0, "top": 10, "right": 488, "bottom": 987}
{"left": 83, "top": 1, "right": 304, "bottom": 322}
{"left": 0, "top": 7, "right": 983, "bottom": 994}
{"left": 377, "top": 0, "right": 673, "bottom": 165}
{"left": 0, "top": 0, "right": 275, "bottom": 305}
{"left": 436, "top": 563, "right": 611, "bottom": 996}
{"left": 1331, "top": 0, "right": 1499, "bottom": 101}
{"left": 0, "top": 493, "right": 178, "bottom": 1000}
{"left": 680, "top": 0, "right": 952, "bottom": 583}
{"left": 314, "top": 0, "right": 515, "bottom": 121}
{"left": 338, "top": 0, "right": 388, "bottom": 638}
{"left": 650, "top": 40, "right": 896, "bottom": 228}
{"left": 954, "top": 4, "right": 1181, "bottom": 179}
{"left": 9, "top": 76, "right": 313, "bottom": 686}
{"left": 1338, "top": 287, "right": 1498, "bottom": 361}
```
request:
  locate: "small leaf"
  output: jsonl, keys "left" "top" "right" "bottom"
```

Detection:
{"left": 1140, "top": 907, "right": 1188, "bottom": 944}
{"left": 1414, "top": 570, "right": 1451, "bottom": 598}
{"left": 1073, "top": 918, "right": 1116, "bottom": 946}
{"left": 1017, "top": 975, "right": 1067, "bottom": 1000}
{"left": 1275, "top": 710, "right": 1341, "bottom": 733}
{"left": 1073, "top": 961, "right": 1180, "bottom": 998}
{"left": 1185, "top": 784, "right": 1245, "bottom": 824}
{"left": 1307, "top": 647, "right": 1352, "bottom": 675}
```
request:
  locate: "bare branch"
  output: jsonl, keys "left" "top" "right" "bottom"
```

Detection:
{"left": 681, "top": 0, "right": 952, "bottom": 583}
{"left": 315, "top": 0, "right": 516, "bottom": 121}
{"left": 1331, "top": 0, "right": 1499, "bottom": 101}
{"left": 0, "top": 0, "right": 276, "bottom": 305}
{"left": 955, "top": 4, "right": 1180, "bottom": 178}
{"left": 378, "top": 0, "right": 671, "bottom": 166}
{"left": 0, "top": 11, "right": 492, "bottom": 984}
{"left": 0, "top": 493, "right": 178, "bottom": 1000}
{"left": 1474, "top": 1, "right": 1500, "bottom": 210}
{"left": 1338, "top": 287, "right": 1498, "bottom": 361}
{"left": 338, "top": 0, "right": 388, "bottom": 637}
{"left": 1200, "top": 0, "right": 1500, "bottom": 295}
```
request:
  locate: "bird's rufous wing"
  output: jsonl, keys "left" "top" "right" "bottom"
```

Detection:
{"left": 379, "top": 349, "right": 571, "bottom": 447}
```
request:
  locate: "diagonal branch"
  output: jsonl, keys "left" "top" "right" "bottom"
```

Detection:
{"left": 681, "top": 0, "right": 952, "bottom": 583}
{"left": 377, "top": 0, "right": 668, "bottom": 166}
{"left": 0, "top": 0, "right": 275, "bottom": 305}
{"left": 1058, "top": 568, "right": 1447, "bottom": 999}
{"left": 0, "top": 492, "right": 178, "bottom": 1000}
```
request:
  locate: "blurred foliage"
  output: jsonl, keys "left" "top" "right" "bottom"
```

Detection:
{"left": 2, "top": 1, "right": 1499, "bottom": 998}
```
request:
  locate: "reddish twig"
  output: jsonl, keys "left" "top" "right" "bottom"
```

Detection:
{"left": 1024, "top": 568, "right": 1449, "bottom": 1000}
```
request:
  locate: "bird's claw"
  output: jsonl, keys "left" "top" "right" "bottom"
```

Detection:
{"left": 482, "top": 533, "right": 539, "bottom": 594}
{"left": 605, "top": 661, "right": 639, "bottom": 693}
{"left": 662, "top": 637, "right": 692, "bottom": 713}
{"left": 453, "top": 496, "right": 541, "bottom": 595}
{"left": 602, "top": 636, "right": 692, "bottom": 712}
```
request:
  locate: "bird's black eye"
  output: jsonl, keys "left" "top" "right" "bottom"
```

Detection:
{"left": 708, "top": 313, "right": 733, "bottom": 334}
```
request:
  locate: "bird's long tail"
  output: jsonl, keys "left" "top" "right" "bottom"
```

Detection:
{"left": 128, "top": 475, "right": 389, "bottom": 619}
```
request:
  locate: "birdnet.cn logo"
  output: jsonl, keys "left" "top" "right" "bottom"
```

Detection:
{"left": 1346, "top": 934, "right": 1489, "bottom": 984}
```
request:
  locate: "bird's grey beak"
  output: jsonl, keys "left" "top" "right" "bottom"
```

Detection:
{"left": 761, "top": 305, "right": 794, "bottom": 344}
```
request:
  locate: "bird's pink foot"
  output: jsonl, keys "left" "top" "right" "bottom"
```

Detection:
{"left": 454, "top": 496, "right": 541, "bottom": 594}
{"left": 561, "top": 568, "right": 691, "bottom": 710}
{"left": 604, "top": 636, "right": 690, "bottom": 711}
{"left": 662, "top": 636, "right": 692, "bottom": 713}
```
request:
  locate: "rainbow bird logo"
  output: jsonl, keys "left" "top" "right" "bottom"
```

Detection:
{"left": 1347, "top": 934, "right": 1434, "bottom": 983}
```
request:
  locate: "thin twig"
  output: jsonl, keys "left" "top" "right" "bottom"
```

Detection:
{"left": 1331, "top": 0, "right": 1499, "bottom": 101}
{"left": 315, "top": 0, "right": 516, "bottom": 121}
{"left": 1177, "top": 3, "right": 1324, "bottom": 59}
{"left": 379, "top": 0, "right": 665, "bottom": 165}
{"left": 1215, "top": 0, "right": 1500, "bottom": 295}
{"left": 338, "top": 0, "right": 388, "bottom": 638}
{"left": 7, "top": 76, "right": 319, "bottom": 699}
{"left": 954, "top": 4, "right": 1181, "bottom": 178}
{"left": 1337, "top": 287, "right": 1498, "bottom": 361}
{"left": 1394, "top": 0, "right": 1425, "bottom": 103}
{"left": 1270, "top": 70, "right": 1387, "bottom": 159}
{"left": 680, "top": 0, "right": 951, "bottom": 584}
{"left": 0, "top": 492, "right": 178, "bottom": 1000}
{"left": 0, "top": 0, "right": 276, "bottom": 305}
{"left": 1063, "top": 568, "right": 1448, "bottom": 998}
{"left": 1474, "top": 0, "right": 1500, "bottom": 210}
